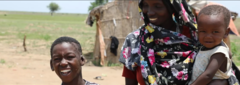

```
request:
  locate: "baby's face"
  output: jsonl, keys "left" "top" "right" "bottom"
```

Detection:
{"left": 51, "top": 42, "right": 83, "bottom": 83}
{"left": 197, "top": 14, "right": 228, "bottom": 48}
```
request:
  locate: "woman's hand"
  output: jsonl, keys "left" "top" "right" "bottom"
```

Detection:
{"left": 125, "top": 78, "right": 138, "bottom": 85}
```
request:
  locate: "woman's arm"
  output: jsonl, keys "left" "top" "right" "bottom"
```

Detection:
{"left": 191, "top": 53, "right": 227, "bottom": 85}
{"left": 122, "top": 66, "right": 138, "bottom": 85}
{"left": 120, "top": 30, "right": 141, "bottom": 85}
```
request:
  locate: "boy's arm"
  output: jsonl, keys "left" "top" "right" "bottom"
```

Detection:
{"left": 191, "top": 53, "right": 226, "bottom": 85}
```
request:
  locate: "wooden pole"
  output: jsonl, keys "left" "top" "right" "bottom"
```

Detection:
{"left": 95, "top": 15, "right": 106, "bottom": 66}
{"left": 98, "top": 21, "right": 106, "bottom": 65}
{"left": 23, "top": 35, "right": 27, "bottom": 52}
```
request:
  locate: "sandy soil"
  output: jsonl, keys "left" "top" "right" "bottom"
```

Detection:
{"left": 1, "top": 36, "right": 239, "bottom": 85}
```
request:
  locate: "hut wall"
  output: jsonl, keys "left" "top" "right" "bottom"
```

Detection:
{"left": 93, "top": 0, "right": 144, "bottom": 64}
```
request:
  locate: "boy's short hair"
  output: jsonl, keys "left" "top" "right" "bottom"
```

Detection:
{"left": 50, "top": 36, "right": 82, "bottom": 58}
{"left": 198, "top": 5, "right": 231, "bottom": 28}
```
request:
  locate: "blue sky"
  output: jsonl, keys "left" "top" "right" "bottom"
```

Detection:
{"left": 0, "top": 1, "right": 239, "bottom": 15}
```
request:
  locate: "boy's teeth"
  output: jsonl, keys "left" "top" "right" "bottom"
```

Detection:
{"left": 61, "top": 69, "right": 70, "bottom": 72}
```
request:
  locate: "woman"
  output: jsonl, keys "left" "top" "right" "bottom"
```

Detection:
{"left": 119, "top": 0, "right": 198, "bottom": 85}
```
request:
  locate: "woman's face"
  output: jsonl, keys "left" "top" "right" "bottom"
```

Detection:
{"left": 51, "top": 42, "right": 84, "bottom": 83}
{"left": 142, "top": 0, "right": 171, "bottom": 26}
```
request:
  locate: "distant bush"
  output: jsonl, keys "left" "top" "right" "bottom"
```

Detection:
{"left": 231, "top": 42, "right": 240, "bottom": 65}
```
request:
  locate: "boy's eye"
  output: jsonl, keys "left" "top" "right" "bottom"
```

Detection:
{"left": 67, "top": 56, "right": 75, "bottom": 60}
{"left": 68, "top": 56, "right": 74, "bottom": 58}
{"left": 199, "top": 31, "right": 205, "bottom": 33}
{"left": 213, "top": 31, "right": 219, "bottom": 33}
{"left": 54, "top": 58, "right": 61, "bottom": 61}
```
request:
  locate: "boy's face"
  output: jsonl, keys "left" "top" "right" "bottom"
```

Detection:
{"left": 51, "top": 42, "right": 84, "bottom": 83}
{"left": 197, "top": 14, "right": 229, "bottom": 48}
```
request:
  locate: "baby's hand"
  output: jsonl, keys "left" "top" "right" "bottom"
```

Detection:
{"left": 208, "top": 79, "right": 228, "bottom": 85}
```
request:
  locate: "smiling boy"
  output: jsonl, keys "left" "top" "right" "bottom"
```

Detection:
{"left": 50, "top": 36, "right": 99, "bottom": 85}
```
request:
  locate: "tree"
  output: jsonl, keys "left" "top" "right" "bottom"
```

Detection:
{"left": 88, "top": 0, "right": 108, "bottom": 11}
{"left": 47, "top": 2, "right": 60, "bottom": 16}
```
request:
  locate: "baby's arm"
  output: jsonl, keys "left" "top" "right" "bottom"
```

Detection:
{"left": 191, "top": 53, "right": 227, "bottom": 85}
{"left": 208, "top": 79, "right": 228, "bottom": 85}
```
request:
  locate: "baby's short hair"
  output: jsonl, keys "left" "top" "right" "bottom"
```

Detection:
{"left": 198, "top": 5, "right": 231, "bottom": 28}
{"left": 50, "top": 36, "right": 82, "bottom": 58}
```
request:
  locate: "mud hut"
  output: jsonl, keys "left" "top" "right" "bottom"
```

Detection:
{"left": 86, "top": 0, "right": 143, "bottom": 65}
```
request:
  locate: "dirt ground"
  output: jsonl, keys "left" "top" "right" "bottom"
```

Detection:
{"left": 0, "top": 37, "right": 124, "bottom": 85}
